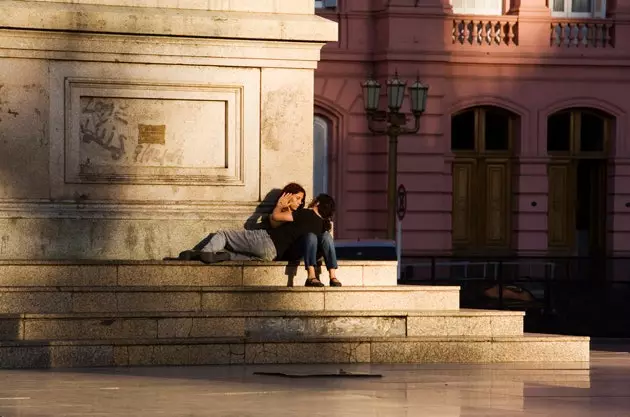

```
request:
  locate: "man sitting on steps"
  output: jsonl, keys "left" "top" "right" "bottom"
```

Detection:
{"left": 179, "top": 194, "right": 336, "bottom": 286}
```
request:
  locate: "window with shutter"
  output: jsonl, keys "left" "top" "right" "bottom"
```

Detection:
{"left": 315, "top": 0, "right": 337, "bottom": 9}
{"left": 551, "top": 0, "right": 607, "bottom": 17}
{"left": 451, "top": 0, "right": 503, "bottom": 15}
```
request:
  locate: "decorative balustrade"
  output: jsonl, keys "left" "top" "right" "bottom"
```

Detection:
{"left": 452, "top": 18, "right": 518, "bottom": 46}
{"left": 550, "top": 21, "right": 614, "bottom": 48}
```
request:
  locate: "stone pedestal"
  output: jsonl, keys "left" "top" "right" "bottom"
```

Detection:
{"left": 0, "top": 0, "right": 336, "bottom": 259}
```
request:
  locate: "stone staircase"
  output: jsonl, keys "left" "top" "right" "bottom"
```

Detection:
{"left": 0, "top": 260, "right": 589, "bottom": 368}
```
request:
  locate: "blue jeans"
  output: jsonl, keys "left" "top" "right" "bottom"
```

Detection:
{"left": 303, "top": 232, "right": 338, "bottom": 270}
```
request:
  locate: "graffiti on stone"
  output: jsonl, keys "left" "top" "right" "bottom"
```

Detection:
{"left": 77, "top": 96, "right": 225, "bottom": 173}
{"left": 133, "top": 143, "right": 184, "bottom": 166}
{"left": 80, "top": 97, "right": 129, "bottom": 160}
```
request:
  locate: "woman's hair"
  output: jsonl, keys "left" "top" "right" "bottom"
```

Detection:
{"left": 279, "top": 182, "right": 306, "bottom": 210}
{"left": 310, "top": 193, "right": 335, "bottom": 232}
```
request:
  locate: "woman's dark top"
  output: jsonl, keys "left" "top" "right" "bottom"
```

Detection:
{"left": 267, "top": 208, "right": 324, "bottom": 260}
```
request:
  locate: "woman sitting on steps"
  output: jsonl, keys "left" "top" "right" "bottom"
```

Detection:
{"left": 270, "top": 184, "right": 341, "bottom": 287}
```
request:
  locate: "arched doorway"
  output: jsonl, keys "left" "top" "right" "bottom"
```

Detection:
{"left": 547, "top": 108, "right": 612, "bottom": 256}
{"left": 451, "top": 106, "right": 518, "bottom": 253}
{"left": 313, "top": 115, "right": 330, "bottom": 197}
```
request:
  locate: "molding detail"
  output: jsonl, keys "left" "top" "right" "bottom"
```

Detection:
{"left": 0, "top": 200, "right": 268, "bottom": 220}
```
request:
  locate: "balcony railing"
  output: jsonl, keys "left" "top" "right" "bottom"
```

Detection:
{"left": 453, "top": 17, "right": 518, "bottom": 46}
{"left": 550, "top": 20, "right": 614, "bottom": 48}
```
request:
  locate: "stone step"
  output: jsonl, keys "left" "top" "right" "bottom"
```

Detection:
{"left": 0, "top": 309, "right": 523, "bottom": 341}
{"left": 0, "top": 286, "right": 460, "bottom": 314}
{"left": 0, "top": 334, "right": 589, "bottom": 368}
{"left": 0, "top": 260, "right": 397, "bottom": 287}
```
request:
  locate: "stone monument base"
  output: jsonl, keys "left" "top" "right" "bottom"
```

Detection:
{"left": 0, "top": 0, "right": 336, "bottom": 259}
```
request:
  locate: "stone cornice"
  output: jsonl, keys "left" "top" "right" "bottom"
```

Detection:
{"left": 37, "top": 0, "right": 315, "bottom": 14}
{"left": 0, "top": 29, "right": 325, "bottom": 68}
{"left": 0, "top": 0, "right": 338, "bottom": 43}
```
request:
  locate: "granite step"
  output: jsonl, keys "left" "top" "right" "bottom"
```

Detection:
{"left": 0, "top": 309, "right": 523, "bottom": 341}
{"left": 0, "top": 286, "right": 460, "bottom": 314}
{"left": 0, "top": 260, "right": 397, "bottom": 287}
{"left": 0, "top": 334, "right": 589, "bottom": 368}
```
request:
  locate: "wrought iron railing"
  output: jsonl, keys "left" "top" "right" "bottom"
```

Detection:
{"left": 400, "top": 255, "right": 630, "bottom": 336}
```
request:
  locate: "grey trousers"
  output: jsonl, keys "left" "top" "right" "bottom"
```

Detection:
{"left": 202, "top": 229, "right": 277, "bottom": 261}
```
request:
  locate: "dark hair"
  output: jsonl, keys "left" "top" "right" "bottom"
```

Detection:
{"left": 279, "top": 182, "right": 306, "bottom": 210}
{"left": 312, "top": 193, "right": 335, "bottom": 231}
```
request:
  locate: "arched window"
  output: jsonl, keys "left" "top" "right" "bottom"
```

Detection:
{"left": 313, "top": 115, "right": 330, "bottom": 197}
{"left": 547, "top": 108, "right": 607, "bottom": 154}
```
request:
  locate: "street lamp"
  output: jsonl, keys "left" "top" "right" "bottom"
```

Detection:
{"left": 361, "top": 73, "right": 429, "bottom": 240}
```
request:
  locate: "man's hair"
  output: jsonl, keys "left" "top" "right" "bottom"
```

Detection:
{"left": 279, "top": 182, "right": 306, "bottom": 209}
{"left": 312, "top": 193, "right": 335, "bottom": 231}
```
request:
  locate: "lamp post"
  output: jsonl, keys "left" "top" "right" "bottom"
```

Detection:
{"left": 361, "top": 73, "right": 429, "bottom": 240}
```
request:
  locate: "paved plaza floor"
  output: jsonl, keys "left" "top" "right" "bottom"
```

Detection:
{"left": 0, "top": 348, "right": 628, "bottom": 417}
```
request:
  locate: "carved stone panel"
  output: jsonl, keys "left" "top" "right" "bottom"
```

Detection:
{"left": 49, "top": 62, "right": 260, "bottom": 202}
{"left": 67, "top": 80, "right": 241, "bottom": 185}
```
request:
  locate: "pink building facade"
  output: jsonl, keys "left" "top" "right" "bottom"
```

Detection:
{"left": 314, "top": 0, "right": 630, "bottom": 257}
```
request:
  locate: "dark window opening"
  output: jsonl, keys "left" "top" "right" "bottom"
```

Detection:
{"left": 484, "top": 108, "right": 510, "bottom": 151}
{"left": 451, "top": 110, "right": 476, "bottom": 151}
{"left": 547, "top": 112, "right": 571, "bottom": 152}
{"left": 580, "top": 112, "right": 605, "bottom": 152}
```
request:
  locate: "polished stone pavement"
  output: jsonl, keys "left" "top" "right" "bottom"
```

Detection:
{"left": 0, "top": 347, "right": 628, "bottom": 417}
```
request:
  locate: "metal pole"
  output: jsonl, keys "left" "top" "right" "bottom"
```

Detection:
{"left": 387, "top": 133, "right": 398, "bottom": 240}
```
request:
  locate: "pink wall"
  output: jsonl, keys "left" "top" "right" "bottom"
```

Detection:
{"left": 315, "top": 0, "right": 630, "bottom": 255}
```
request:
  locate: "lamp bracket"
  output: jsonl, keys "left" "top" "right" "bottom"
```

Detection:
{"left": 369, "top": 110, "right": 387, "bottom": 121}
{"left": 387, "top": 112, "right": 407, "bottom": 126}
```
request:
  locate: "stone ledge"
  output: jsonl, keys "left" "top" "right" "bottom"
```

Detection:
{"left": 0, "top": 334, "right": 590, "bottom": 345}
{"left": 0, "top": 285, "right": 460, "bottom": 313}
{"left": 0, "top": 1, "right": 338, "bottom": 42}
{"left": 0, "top": 260, "right": 399, "bottom": 287}
{"left": 6, "top": 308, "right": 524, "bottom": 319}
{"left": 0, "top": 334, "right": 590, "bottom": 368}
{"left": 0, "top": 308, "right": 524, "bottom": 341}
{"left": 0, "top": 259, "right": 397, "bottom": 266}
{"left": 0, "top": 285, "right": 452, "bottom": 291}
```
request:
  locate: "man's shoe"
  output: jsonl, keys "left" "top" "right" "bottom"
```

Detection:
{"left": 178, "top": 250, "right": 201, "bottom": 261}
{"left": 305, "top": 277, "right": 325, "bottom": 287}
{"left": 199, "top": 251, "right": 231, "bottom": 264}
{"left": 330, "top": 278, "right": 342, "bottom": 287}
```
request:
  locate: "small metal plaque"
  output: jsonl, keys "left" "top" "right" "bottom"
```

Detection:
{"left": 138, "top": 124, "right": 166, "bottom": 145}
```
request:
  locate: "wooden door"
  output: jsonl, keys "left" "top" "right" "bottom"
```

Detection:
{"left": 548, "top": 161, "right": 575, "bottom": 250}
{"left": 588, "top": 160, "right": 607, "bottom": 256}
{"left": 452, "top": 158, "right": 511, "bottom": 252}
{"left": 481, "top": 159, "right": 511, "bottom": 249}
{"left": 452, "top": 159, "right": 476, "bottom": 248}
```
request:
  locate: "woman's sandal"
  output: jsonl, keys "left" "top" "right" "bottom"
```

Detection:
{"left": 329, "top": 278, "right": 342, "bottom": 287}
{"left": 305, "top": 277, "right": 325, "bottom": 287}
